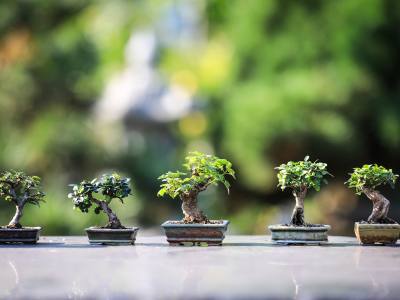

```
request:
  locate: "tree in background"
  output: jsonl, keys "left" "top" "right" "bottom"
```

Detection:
{"left": 203, "top": 0, "right": 400, "bottom": 192}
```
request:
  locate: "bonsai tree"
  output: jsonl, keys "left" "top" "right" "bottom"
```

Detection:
{"left": 157, "top": 152, "right": 235, "bottom": 223}
{"left": 275, "top": 156, "right": 332, "bottom": 226}
{"left": 345, "top": 164, "right": 398, "bottom": 224}
{"left": 0, "top": 171, "right": 45, "bottom": 228}
{"left": 68, "top": 173, "right": 131, "bottom": 229}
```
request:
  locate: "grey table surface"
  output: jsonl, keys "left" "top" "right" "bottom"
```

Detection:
{"left": 0, "top": 235, "right": 399, "bottom": 300}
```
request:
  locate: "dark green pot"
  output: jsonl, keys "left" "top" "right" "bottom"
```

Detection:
{"left": 85, "top": 227, "right": 139, "bottom": 245}
{"left": 0, "top": 227, "right": 41, "bottom": 244}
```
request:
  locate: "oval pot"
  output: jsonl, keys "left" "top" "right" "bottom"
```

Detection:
{"left": 161, "top": 220, "right": 229, "bottom": 246}
{"left": 85, "top": 227, "right": 139, "bottom": 245}
{"left": 0, "top": 227, "right": 41, "bottom": 244}
{"left": 268, "top": 224, "right": 331, "bottom": 245}
{"left": 354, "top": 222, "right": 400, "bottom": 245}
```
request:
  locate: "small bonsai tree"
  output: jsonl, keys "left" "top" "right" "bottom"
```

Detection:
{"left": 68, "top": 173, "right": 131, "bottom": 229}
{"left": 0, "top": 171, "right": 45, "bottom": 228}
{"left": 157, "top": 152, "right": 235, "bottom": 223}
{"left": 345, "top": 164, "right": 398, "bottom": 224}
{"left": 275, "top": 156, "right": 332, "bottom": 226}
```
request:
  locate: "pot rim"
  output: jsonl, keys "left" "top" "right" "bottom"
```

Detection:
{"left": 355, "top": 222, "right": 400, "bottom": 229}
{"left": 161, "top": 220, "right": 229, "bottom": 228}
{"left": 0, "top": 226, "right": 41, "bottom": 231}
{"left": 85, "top": 227, "right": 139, "bottom": 232}
{"left": 268, "top": 224, "right": 331, "bottom": 231}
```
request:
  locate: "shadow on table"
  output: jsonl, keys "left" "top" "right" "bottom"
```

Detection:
{"left": 221, "top": 242, "right": 355, "bottom": 247}
{"left": 222, "top": 242, "right": 400, "bottom": 247}
{"left": 0, "top": 242, "right": 104, "bottom": 249}
{"left": 223, "top": 242, "right": 277, "bottom": 247}
{"left": 134, "top": 242, "right": 170, "bottom": 247}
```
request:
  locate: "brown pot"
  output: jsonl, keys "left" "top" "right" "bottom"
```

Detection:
{"left": 161, "top": 220, "right": 229, "bottom": 246}
{"left": 85, "top": 227, "right": 139, "bottom": 245}
{"left": 0, "top": 227, "right": 41, "bottom": 244}
{"left": 354, "top": 222, "right": 400, "bottom": 245}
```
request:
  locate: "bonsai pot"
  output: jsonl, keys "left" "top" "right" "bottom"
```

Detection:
{"left": 354, "top": 222, "right": 400, "bottom": 245}
{"left": 268, "top": 224, "right": 331, "bottom": 245}
{"left": 161, "top": 220, "right": 229, "bottom": 246}
{"left": 85, "top": 227, "right": 139, "bottom": 245}
{"left": 0, "top": 227, "right": 41, "bottom": 244}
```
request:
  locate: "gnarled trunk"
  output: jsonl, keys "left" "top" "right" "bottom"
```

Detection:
{"left": 181, "top": 192, "right": 208, "bottom": 223}
{"left": 290, "top": 188, "right": 307, "bottom": 226}
{"left": 7, "top": 204, "right": 24, "bottom": 229}
{"left": 95, "top": 200, "right": 124, "bottom": 229}
{"left": 362, "top": 188, "right": 396, "bottom": 224}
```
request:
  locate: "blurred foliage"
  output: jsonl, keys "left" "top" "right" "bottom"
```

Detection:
{"left": 0, "top": 0, "right": 400, "bottom": 235}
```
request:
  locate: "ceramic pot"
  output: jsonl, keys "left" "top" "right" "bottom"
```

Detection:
{"left": 85, "top": 227, "right": 139, "bottom": 245}
{"left": 0, "top": 227, "right": 41, "bottom": 244}
{"left": 268, "top": 224, "right": 331, "bottom": 245}
{"left": 161, "top": 220, "right": 229, "bottom": 246}
{"left": 354, "top": 222, "right": 400, "bottom": 245}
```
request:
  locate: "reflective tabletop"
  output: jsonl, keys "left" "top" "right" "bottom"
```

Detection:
{"left": 0, "top": 235, "right": 399, "bottom": 299}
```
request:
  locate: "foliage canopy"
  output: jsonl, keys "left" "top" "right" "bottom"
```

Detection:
{"left": 68, "top": 173, "right": 131, "bottom": 214}
{"left": 0, "top": 170, "right": 45, "bottom": 206}
{"left": 275, "top": 156, "right": 331, "bottom": 192}
{"left": 345, "top": 164, "right": 398, "bottom": 195}
{"left": 157, "top": 152, "right": 235, "bottom": 199}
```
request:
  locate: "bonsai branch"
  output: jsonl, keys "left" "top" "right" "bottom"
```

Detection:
{"left": 290, "top": 188, "right": 307, "bottom": 226}
{"left": 91, "top": 197, "right": 124, "bottom": 229}
{"left": 362, "top": 188, "right": 397, "bottom": 224}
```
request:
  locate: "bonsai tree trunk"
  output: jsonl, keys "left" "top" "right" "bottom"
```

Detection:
{"left": 93, "top": 199, "right": 124, "bottom": 229}
{"left": 362, "top": 188, "right": 397, "bottom": 224}
{"left": 181, "top": 191, "right": 209, "bottom": 224}
{"left": 290, "top": 188, "right": 307, "bottom": 226}
{"left": 7, "top": 203, "right": 24, "bottom": 229}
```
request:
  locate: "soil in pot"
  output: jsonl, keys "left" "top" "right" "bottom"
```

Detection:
{"left": 354, "top": 222, "right": 400, "bottom": 245}
{"left": 85, "top": 227, "right": 139, "bottom": 245}
{"left": 268, "top": 224, "right": 331, "bottom": 245}
{"left": 161, "top": 220, "right": 229, "bottom": 246}
{"left": 0, "top": 227, "right": 41, "bottom": 244}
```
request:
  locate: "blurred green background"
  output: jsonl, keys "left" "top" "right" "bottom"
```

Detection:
{"left": 1, "top": 0, "right": 400, "bottom": 235}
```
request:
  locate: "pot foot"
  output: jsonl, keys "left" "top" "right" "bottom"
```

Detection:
{"left": 168, "top": 241, "right": 222, "bottom": 246}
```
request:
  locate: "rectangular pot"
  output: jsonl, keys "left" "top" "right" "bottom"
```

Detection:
{"left": 0, "top": 227, "right": 41, "bottom": 244}
{"left": 85, "top": 227, "right": 139, "bottom": 245}
{"left": 354, "top": 222, "right": 400, "bottom": 245}
{"left": 161, "top": 220, "right": 229, "bottom": 246}
{"left": 268, "top": 224, "right": 331, "bottom": 245}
